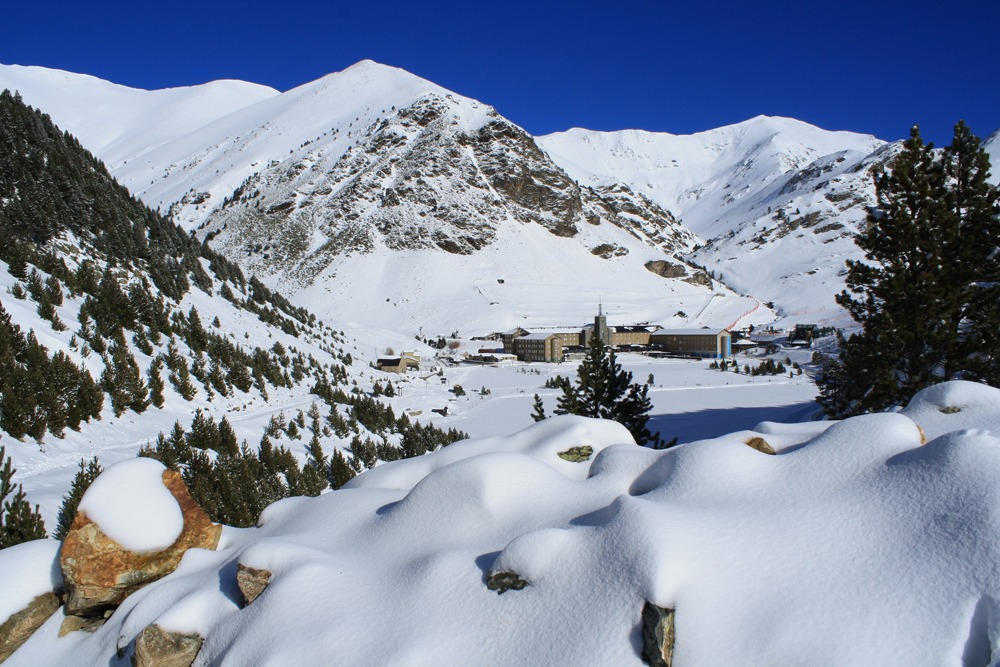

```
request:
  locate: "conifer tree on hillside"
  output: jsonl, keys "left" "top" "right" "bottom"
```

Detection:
{"left": 329, "top": 449, "right": 355, "bottom": 490}
{"left": 820, "top": 122, "right": 1000, "bottom": 416}
{"left": 1, "top": 446, "right": 47, "bottom": 548}
{"left": 553, "top": 336, "right": 662, "bottom": 446}
{"left": 530, "top": 394, "right": 546, "bottom": 422}
{"left": 53, "top": 457, "right": 103, "bottom": 541}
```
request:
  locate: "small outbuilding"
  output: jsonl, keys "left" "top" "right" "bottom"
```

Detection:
{"left": 376, "top": 358, "right": 407, "bottom": 374}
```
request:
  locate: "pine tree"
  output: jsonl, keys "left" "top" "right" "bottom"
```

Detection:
{"left": 821, "top": 123, "right": 1000, "bottom": 416}
{"left": 531, "top": 394, "right": 547, "bottom": 422}
{"left": 187, "top": 409, "right": 221, "bottom": 452}
{"left": 1, "top": 446, "right": 47, "bottom": 548}
{"left": 148, "top": 356, "right": 166, "bottom": 408}
{"left": 552, "top": 336, "right": 661, "bottom": 446}
{"left": 217, "top": 417, "right": 239, "bottom": 457}
{"left": 945, "top": 122, "right": 1000, "bottom": 386}
{"left": 168, "top": 348, "right": 197, "bottom": 401}
{"left": 53, "top": 457, "right": 103, "bottom": 540}
{"left": 329, "top": 449, "right": 355, "bottom": 490}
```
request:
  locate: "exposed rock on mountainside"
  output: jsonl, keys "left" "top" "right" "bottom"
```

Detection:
{"left": 196, "top": 93, "right": 696, "bottom": 290}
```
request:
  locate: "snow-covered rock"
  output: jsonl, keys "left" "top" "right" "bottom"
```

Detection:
{"left": 0, "top": 539, "right": 62, "bottom": 626}
{"left": 77, "top": 458, "right": 184, "bottom": 553}
{"left": 60, "top": 460, "right": 222, "bottom": 617}
{"left": 0, "top": 540, "right": 62, "bottom": 662}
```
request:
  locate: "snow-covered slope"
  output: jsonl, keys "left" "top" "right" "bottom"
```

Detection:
{"left": 0, "top": 64, "right": 278, "bottom": 167}
{"left": 539, "top": 120, "right": 889, "bottom": 325}
{"left": 7, "top": 382, "right": 1000, "bottom": 666}
{"left": 538, "top": 117, "right": 884, "bottom": 237}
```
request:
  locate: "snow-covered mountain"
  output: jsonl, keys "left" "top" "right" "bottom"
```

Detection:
{"left": 0, "top": 64, "right": 278, "bottom": 167}
{"left": 3, "top": 61, "right": 996, "bottom": 331}
{"left": 10, "top": 60, "right": 750, "bottom": 334}
{"left": 538, "top": 117, "right": 884, "bottom": 238}
{"left": 538, "top": 120, "right": 891, "bottom": 325}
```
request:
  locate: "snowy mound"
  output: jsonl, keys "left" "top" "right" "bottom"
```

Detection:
{"left": 76, "top": 458, "right": 184, "bottom": 553}
{"left": 901, "top": 380, "right": 1000, "bottom": 441}
{"left": 9, "top": 381, "right": 1000, "bottom": 666}
{"left": 346, "top": 414, "right": 635, "bottom": 490}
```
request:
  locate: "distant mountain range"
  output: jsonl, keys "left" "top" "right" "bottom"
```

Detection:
{"left": 2, "top": 61, "right": 995, "bottom": 333}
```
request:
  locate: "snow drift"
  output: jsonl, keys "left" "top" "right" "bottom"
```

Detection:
{"left": 4, "top": 381, "right": 1000, "bottom": 665}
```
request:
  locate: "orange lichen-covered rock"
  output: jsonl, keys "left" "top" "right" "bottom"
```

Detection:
{"left": 61, "top": 469, "right": 221, "bottom": 617}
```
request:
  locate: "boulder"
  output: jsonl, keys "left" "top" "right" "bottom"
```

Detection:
{"left": 61, "top": 469, "right": 222, "bottom": 617}
{"left": 236, "top": 564, "right": 272, "bottom": 606}
{"left": 486, "top": 571, "right": 529, "bottom": 594}
{"left": 0, "top": 592, "right": 61, "bottom": 663}
{"left": 557, "top": 446, "right": 593, "bottom": 462}
{"left": 745, "top": 437, "right": 775, "bottom": 455}
{"left": 58, "top": 612, "right": 107, "bottom": 637}
{"left": 640, "top": 602, "right": 675, "bottom": 667}
{"left": 131, "top": 624, "right": 203, "bottom": 667}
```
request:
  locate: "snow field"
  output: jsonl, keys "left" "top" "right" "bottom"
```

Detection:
{"left": 7, "top": 381, "right": 1000, "bottom": 666}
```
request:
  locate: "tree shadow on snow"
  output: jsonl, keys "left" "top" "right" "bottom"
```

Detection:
{"left": 648, "top": 400, "right": 820, "bottom": 445}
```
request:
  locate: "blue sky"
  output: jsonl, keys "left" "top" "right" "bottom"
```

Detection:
{"left": 3, "top": 0, "right": 997, "bottom": 146}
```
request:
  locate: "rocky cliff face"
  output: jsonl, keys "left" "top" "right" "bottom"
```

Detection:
{"left": 196, "top": 93, "right": 695, "bottom": 290}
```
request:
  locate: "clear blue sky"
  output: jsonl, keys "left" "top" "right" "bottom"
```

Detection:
{"left": 3, "top": 0, "right": 997, "bottom": 146}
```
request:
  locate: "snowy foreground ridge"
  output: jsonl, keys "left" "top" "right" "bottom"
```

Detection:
{"left": 7, "top": 381, "right": 1000, "bottom": 666}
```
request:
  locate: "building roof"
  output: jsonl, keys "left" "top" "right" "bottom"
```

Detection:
{"left": 518, "top": 332, "right": 562, "bottom": 341}
{"left": 502, "top": 328, "right": 529, "bottom": 336}
{"left": 377, "top": 357, "right": 403, "bottom": 365}
{"left": 613, "top": 326, "right": 651, "bottom": 333}
{"left": 529, "top": 328, "right": 582, "bottom": 335}
{"left": 653, "top": 329, "right": 730, "bottom": 337}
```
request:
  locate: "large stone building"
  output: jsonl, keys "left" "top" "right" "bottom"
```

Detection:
{"left": 512, "top": 333, "right": 564, "bottom": 362}
{"left": 501, "top": 328, "right": 530, "bottom": 355}
{"left": 650, "top": 329, "right": 732, "bottom": 358}
{"left": 500, "top": 307, "right": 731, "bottom": 361}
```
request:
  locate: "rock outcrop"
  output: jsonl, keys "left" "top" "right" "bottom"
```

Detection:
{"left": 131, "top": 624, "right": 203, "bottom": 667}
{"left": 198, "top": 94, "right": 696, "bottom": 291}
{"left": 236, "top": 564, "right": 271, "bottom": 606}
{"left": 644, "top": 260, "right": 687, "bottom": 279}
{"left": 0, "top": 592, "right": 61, "bottom": 663}
{"left": 640, "top": 602, "right": 675, "bottom": 667}
{"left": 61, "top": 469, "right": 221, "bottom": 617}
